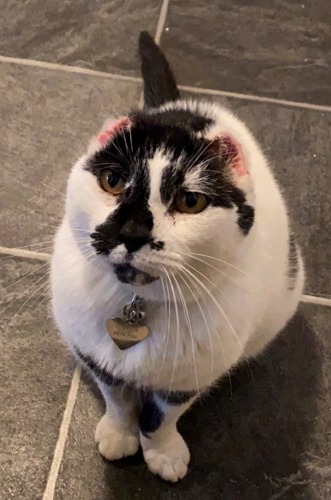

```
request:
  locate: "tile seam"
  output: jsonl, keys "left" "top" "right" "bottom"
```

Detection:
{"left": 42, "top": 366, "right": 81, "bottom": 500}
{"left": 0, "top": 54, "right": 330, "bottom": 112}
{"left": 301, "top": 294, "right": 331, "bottom": 307}
{"left": 155, "top": 0, "right": 170, "bottom": 44}
{"left": 138, "top": 0, "right": 171, "bottom": 108}
{"left": 0, "top": 246, "right": 51, "bottom": 261}
{"left": 0, "top": 54, "right": 142, "bottom": 82}
{"left": 180, "top": 84, "right": 331, "bottom": 112}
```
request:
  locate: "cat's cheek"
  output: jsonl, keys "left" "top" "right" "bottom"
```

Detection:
{"left": 165, "top": 211, "right": 217, "bottom": 249}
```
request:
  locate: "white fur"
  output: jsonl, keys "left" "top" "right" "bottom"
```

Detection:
{"left": 51, "top": 100, "right": 304, "bottom": 480}
{"left": 141, "top": 427, "right": 190, "bottom": 482}
{"left": 94, "top": 382, "right": 140, "bottom": 460}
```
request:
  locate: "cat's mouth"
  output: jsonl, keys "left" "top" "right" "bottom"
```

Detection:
{"left": 112, "top": 263, "right": 158, "bottom": 286}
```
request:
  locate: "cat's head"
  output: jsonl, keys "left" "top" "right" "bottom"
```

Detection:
{"left": 66, "top": 100, "right": 258, "bottom": 295}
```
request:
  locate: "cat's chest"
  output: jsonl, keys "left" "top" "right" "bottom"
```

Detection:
{"left": 52, "top": 247, "right": 249, "bottom": 387}
{"left": 57, "top": 287, "right": 240, "bottom": 373}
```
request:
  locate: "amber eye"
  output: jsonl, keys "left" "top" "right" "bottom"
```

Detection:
{"left": 174, "top": 191, "right": 208, "bottom": 214}
{"left": 99, "top": 170, "right": 125, "bottom": 195}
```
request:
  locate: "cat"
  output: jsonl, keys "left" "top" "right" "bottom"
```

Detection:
{"left": 51, "top": 31, "right": 304, "bottom": 482}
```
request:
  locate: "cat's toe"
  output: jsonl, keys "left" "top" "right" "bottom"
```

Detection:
{"left": 95, "top": 414, "right": 139, "bottom": 460}
{"left": 142, "top": 431, "right": 190, "bottom": 482}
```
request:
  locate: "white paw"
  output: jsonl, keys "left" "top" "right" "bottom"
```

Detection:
{"left": 95, "top": 414, "right": 139, "bottom": 461}
{"left": 142, "top": 430, "right": 190, "bottom": 482}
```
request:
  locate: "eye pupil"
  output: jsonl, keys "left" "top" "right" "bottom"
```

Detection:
{"left": 108, "top": 173, "right": 120, "bottom": 188}
{"left": 174, "top": 191, "right": 208, "bottom": 214}
{"left": 185, "top": 192, "right": 198, "bottom": 208}
{"left": 99, "top": 169, "right": 125, "bottom": 195}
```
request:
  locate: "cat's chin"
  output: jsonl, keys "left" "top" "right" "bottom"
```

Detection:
{"left": 112, "top": 263, "right": 158, "bottom": 286}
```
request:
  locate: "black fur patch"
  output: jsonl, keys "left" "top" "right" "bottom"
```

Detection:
{"left": 139, "top": 399, "right": 164, "bottom": 437}
{"left": 87, "top": 130, "right": 153, "bottom": 256}
{"left": 74, "top": 347, "right": 124, "bottom": 386}
{"left": 160, "top": 150, "right": 255, "bottom": 235}
{"left": 144, "top": 108, "right": 213, "bottom": 133}
{"left": 288, "top": 234, "right": 299, "bottom": 289}
{"left": 113, "top": 263, "right": 157, "bottom": 285}
{"left": 129, "top": 112, "right": 206, "bottom": 163}
{"left": 75, "top": 347, "right": 196, "bottom": 413}
{"left": 150, "top": 240, "right": 164, "bottom": 251}
{"left": 236, "top": 204, "right": 255, "bottom": 235}
{"left": 87, "top": 103, "right": 255, "bottom": 249}
{"left": 157, "top": 389, "right": 196, "bottom": 405}
{"left": 90, "top": 203, "right": 154, "bottom": 255}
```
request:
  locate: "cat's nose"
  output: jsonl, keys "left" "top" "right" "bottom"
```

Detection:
{"left": 119, "top": 219, "right": 152, "bottom": 253}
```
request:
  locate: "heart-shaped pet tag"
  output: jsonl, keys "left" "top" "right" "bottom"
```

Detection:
{"left": 106, "top": 317, "right": 149, "bottom": 350}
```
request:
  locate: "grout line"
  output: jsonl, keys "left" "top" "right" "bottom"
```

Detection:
{"left": 42, "top": 366, "right": 81, "bottom": 500}
{"left": 0, "top": 246, "right": 51, "bottom": 261}
{"left": 1, "top": 53, "right": 330, "bottom": 113}
{"left": 301, "top": 294, "right": 331, "bottom": 307}
{"left": 154, "top": 0, "right": 170, "bottom": 44}
{"left": 179, "top": 84, "right": 331, "bottom": 112}
{"left": 138, "top": 0, "right": 170, "bottom": 108}
{"left": 0, "top": 54, "right": 142, "bottom": 83}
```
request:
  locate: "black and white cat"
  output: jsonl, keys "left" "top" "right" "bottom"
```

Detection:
{"left": 51, "top": 32, "right": 304, "bottom": 482}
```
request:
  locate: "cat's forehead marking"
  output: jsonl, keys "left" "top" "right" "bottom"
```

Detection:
{"left": 183, "top": 166, "right": 204, "bottom": 192}
{"left": 148, "top": 149, "right": 171, "bottom": 203}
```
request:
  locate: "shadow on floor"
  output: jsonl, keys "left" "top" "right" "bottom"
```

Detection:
{"left": 84, "top": 309, "right": 321, "bottom": 499}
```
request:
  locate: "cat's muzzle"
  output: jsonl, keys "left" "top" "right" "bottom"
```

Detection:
{"left": 113, "top": 263, "right": 158, "bottom": 286}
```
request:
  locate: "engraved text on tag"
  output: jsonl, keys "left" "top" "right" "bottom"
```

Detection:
{"left": 106, "top": 317, "right": 149, "bottom": 350}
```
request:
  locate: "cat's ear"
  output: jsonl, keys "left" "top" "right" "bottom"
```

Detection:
{"left": 88, "top": 117, "right": 131, "bottom": 154}
{"left": 213, "top": 134, "right": 249, "bottom": 183}
{"left": 97, "top": 117, "right": 131, "bottom": 145}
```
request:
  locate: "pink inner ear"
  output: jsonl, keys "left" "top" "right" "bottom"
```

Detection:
{"left": 98, "top": 117, "right": 131, "bottom": 146}
{"left": 217, "top": 134, "right": 248, "bottom": 177}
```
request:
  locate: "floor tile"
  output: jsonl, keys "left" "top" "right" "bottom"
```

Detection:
{"left": 0, "top": 258, "right": 74, "bottom": 500}
{"left": 161, "top": 0, "right": 331, "bottom": 105}
{"left": 54, "top": 303, "right": 331, "bottom": 499}
{"left": 0, "top": 0, "right": 160, "bottom": 76}
{"left": 184, "top": 92, "right": 331, "bottom": 297}
{"left": 0, "top": 63, "right": 141, "bottom": 249}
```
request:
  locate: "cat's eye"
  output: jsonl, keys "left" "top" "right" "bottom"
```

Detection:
{"left": 99, "top": 170, "right": 125, "bottom": 195}
{"left": 174, "top": 191, "right": 208, "bottom": 214}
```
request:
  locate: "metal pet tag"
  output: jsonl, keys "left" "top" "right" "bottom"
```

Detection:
{"left": 106, "top": 318, "right": 149, "bottom": 350}
{"left": 106, "top": 295, "right": 149, "bottom": 350}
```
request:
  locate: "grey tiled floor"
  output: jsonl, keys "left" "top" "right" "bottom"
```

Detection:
{"left": 163, "top": 0, "right": 331, "bottom": 105}
{"left": 0, "top": 1, "right": 330, "bottom": 499}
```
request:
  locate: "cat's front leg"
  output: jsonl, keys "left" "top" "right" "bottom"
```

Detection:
{"left": 139, "top": 391, "right": 197, "bottom": 482}
{"left": 95, "top": 381, "right": 140, "bottom": 460}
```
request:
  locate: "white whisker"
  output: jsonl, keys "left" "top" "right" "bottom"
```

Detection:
{"left": 6, "top": 261, "right": 50, "bottom": 290}
{"left": 163, "top": 268, "right": 180, "bottom": 403}
{"left": 128, "top": 125, "right": 133, "bottom": 153}
{"left": 41, "top": 183, "right": 66, "bottom": 198}
{"left": 173, "top": 273, "right": 200, "bottom": 398}
{"left": 178, "top": 266, "right": 233, "bottom": 398}
{"left": 182, "top": 254, "right": 251, "bottom": 292}
{"left": 156, "top": 274, "right": 171, "bottom": 383}
{"left": 177, "top": 269, "right": 214, "bottom": 386}
{"left": 175, "top": 262, "right": 252, "bottom": 376}
{"left": 1, "top": 271, "right": 50, "bottom": 317}
{"left": 187, "top": 252, "right": 264, "bottom": 287}
{"left": 3, "top": 276, "right": 50, "bottom": 333}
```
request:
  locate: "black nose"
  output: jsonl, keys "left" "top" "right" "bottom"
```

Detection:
{"left": 119, "top": 219, "right": 152, "bottom": 253}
